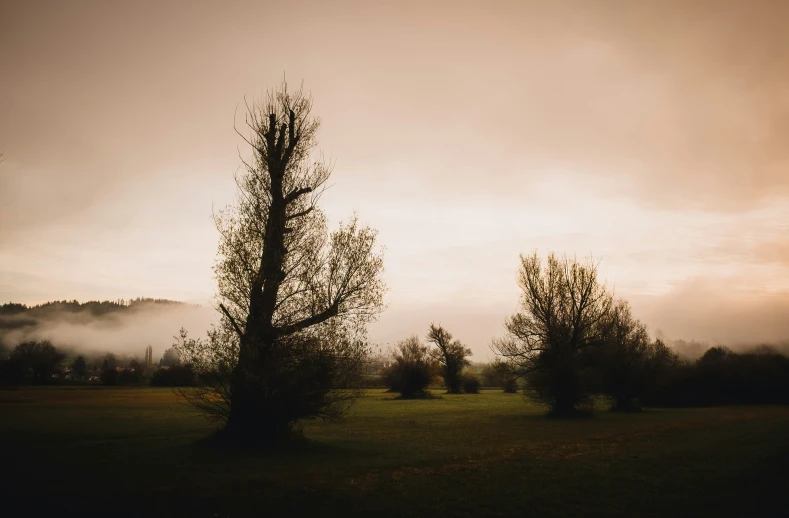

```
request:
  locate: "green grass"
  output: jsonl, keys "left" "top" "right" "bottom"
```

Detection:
{"left": 1, "top": 387, "right": 788, "bottom": 517}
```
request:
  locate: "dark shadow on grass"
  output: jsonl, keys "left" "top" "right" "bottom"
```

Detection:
{"left": 609, "top": 405, "right": 644, "bottom": 413}
{"left": 388, "top": 392, "right": 444, "bottom": 401}
{"left": 189, "top": 428, "right": 338, "bottom": 458}
{"left": 545, "top": 407, "right": 595, "bottom": 419}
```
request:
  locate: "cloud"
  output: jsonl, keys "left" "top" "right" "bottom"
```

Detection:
{"left": 631, "top": 276, "right": 789, "bottom": 346}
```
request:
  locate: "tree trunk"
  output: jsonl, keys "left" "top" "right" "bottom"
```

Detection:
{"left": 223, "top": 150, "right": 291, "bottom": 441}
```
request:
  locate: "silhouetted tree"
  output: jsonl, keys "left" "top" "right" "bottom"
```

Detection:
{"left": 71, "top": 356, "right": 88, "bottom": 380}
{"left": 102, "top": 354, "right": 117, "bottom": 371}
{"left": 481, "top": 360, "right": 518, "bottom": 392}
{"left": 493, "top": 253, "right": 614, "bottom": 415}
{"left": 100, "top": 368, "right": 118, "bottom": 386}
{"left": 646, "top": 345, "right": 789, "bottom": 407}
{"left": 462, "top": 371, "right": 481, "bottom": 394}
{"left": 592, "top": 301, "right": 679, "bottom": 411}
{"left": 426, "top": 324, "right": 471, "bottom": 393}
{"left": 9, "top": 341, "right": 65, "bottom": 384}
{"left": 119, "top": 366, "right": 141, "bottom": 384}
{"left": 160, "top": 347, "right": 181, "bottom": 367}
{"left": 150, "top": 364, "right": 196, "bottom": 387}
{"left": 381, "top": 336, "right": 435, "bottom": 398}
{"left": 175, "top": 81, "right": 386, "bottom": 442}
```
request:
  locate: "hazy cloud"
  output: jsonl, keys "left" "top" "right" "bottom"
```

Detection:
{"left": 1, "top": 0, "right": 788, "bottom": 350}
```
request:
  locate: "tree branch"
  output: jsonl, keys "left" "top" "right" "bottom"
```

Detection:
{"left": 286, "top": 206, "right": 314, "bottom": 221}
{"left": 285, "top": 187, "right": 313, "bottom": 204}
{"left": 275, "top": 302, "right": 339, "bottom": 337}
{"left": 219, "top": 303, "right": 244, "bottom": 339}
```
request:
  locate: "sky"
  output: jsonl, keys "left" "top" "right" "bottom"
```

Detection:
{"left": 1, "top": 0, "right": 788, "bottom": 357}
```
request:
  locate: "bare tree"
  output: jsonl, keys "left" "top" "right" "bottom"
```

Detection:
{"left": 593, "top": 300, "right": 678, "bottom": 411}
{"left": 176, "top": 81, "right": 386, "bottom": 441}
{"left": 492, "top": 252, "right": 614, "bottom": 415}
{"left": 427, "top": 324, "right": 471, "bottom": 393}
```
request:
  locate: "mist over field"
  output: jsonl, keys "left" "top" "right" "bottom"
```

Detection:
{"left": 2, "top": 294, "right": 788, "bottom": 361}
{"left": 0, "top": 300, "right": 216, "bottom": 358}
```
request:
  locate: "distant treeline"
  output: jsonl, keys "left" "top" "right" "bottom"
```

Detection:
{"left": 0, "top": 339, "right": 194, "bottom": 387}
{"left": 368, "top": 339, "right": 789, "bottom": 408}
{"left": 0, "top": 297, "right": 189, "bottom": 318}
{"left": 646, "top": 345, "right": 789, "bottom": 406}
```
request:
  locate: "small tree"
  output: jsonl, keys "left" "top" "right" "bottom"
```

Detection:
{"left": 462, "top": 371, "right": 481, "bottom": 394}
{"left": 102, "top": 354, "right": 117, "bottom": 371}
{"left": 481, "top": 360, "right": 518, "bottom": 393}
{"left": 9, "top": 341, "right": 65, "bottom": 384}
{"left": 493, "top": 252, "right": 614, "bottom": 415}
{"left": 71, "top": 356, "right": 88, "bottom": 380}
{"left": 151, "top": 364, "right": 196, "bottom": 387}
{"left": 382, "top": 336, "right": 434, "bottom": 398}
{"left": 160, "top": 348, "right": 181, "bottom": 367}
{"left": 100, "top": 368, "right": 118, "bottom": 386}
{"left": 426, "top": 324, "right": 471, "bottom": 394}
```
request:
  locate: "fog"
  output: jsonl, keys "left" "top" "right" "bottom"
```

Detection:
{"left": 0, "top": 302, "right": 217, "bottom": 359}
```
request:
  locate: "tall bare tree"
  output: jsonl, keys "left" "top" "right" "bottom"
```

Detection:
{"left": 176, "top": 81, "right": 386, "bottom": 441}
{"left": 427, "top": 324, "right": 471, "bottom": 393}
{"left": 492, "top": 252, "right": 614, "bottom": 415}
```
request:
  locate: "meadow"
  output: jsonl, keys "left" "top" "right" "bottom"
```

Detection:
{"left": 1, "top": 387, "right": 787, "bottom": 517}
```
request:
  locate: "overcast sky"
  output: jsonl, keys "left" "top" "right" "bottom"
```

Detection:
{"left": 2, "top": 0, "right": 788, "bottom": 356}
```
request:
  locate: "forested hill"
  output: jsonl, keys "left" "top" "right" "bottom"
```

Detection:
{"left": 1, "top": 297, "right": 187, "bottom": 316}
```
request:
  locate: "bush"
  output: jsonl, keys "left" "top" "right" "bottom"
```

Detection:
{"left": 462, "top": 372, "right": 480, "bottom": 394}
{"left": 149, "top": 365, "right": 196, "bottom": 387}
{"left": 118, "top": 368, "right": 142, "bottom": 384}
{"left": 481, "top": 360, "right": 519, "bottom": 393}
{"left": 100, "top": 368, "right": 119, "bottom": 386}
{"left": 382, "top": 336, "right": 435, "bottom": 398}
{"left": 502, "top": 377, "right": 519, "bottom": 393}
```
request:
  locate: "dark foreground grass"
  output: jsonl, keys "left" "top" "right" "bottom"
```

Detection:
{"left": 1, "top": 388, "right": 788, "bottom": 517}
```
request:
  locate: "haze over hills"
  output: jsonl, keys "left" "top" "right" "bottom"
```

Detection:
{"left": 0, "top": 298, "right": 216, "bottom": 357}
{"left": 2, "top": 297, "right": 787, "bottom": 362}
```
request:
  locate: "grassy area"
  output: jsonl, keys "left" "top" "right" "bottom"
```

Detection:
{"left": 1, "top": 387, "right": 788, "bottom": 517}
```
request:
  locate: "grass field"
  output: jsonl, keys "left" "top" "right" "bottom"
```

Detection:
{"left": 1, "top": 388, "right": 788, "bottom": 517}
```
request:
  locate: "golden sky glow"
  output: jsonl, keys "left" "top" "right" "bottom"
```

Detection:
{"left": 1, "top": 0, "right": 788, "bottom": 354}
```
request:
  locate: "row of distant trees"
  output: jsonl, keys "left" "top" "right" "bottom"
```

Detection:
{"left": 368, "top": 253, "right": 789, "bottom": 412}
{"left": 0, "top": 340, "right": 194, "bottom": 387}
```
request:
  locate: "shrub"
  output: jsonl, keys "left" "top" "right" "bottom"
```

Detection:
{"left": 502, "top": 377, "right": 519, "bottom": 393}
{"left": 150, "top": 364, "right": 196, "bottom": 387}
{"left": 100, "top": 368, "right": 119, "bottom": 386}
{"left": 118, "top": 368, "right": 142, "bottom": 384}
{"left": 462, "top": 372, "right": 480, "bottom": 394}
{"left": 382, "top": 336, "right": 435, "bottom": 398}
{"left": 481, "top": 360, "right": 519, "bottom": 393}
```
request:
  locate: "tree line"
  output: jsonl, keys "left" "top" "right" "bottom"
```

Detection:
{"left": 0, "top": 340, "right": 194, "bottom": 387}
{"left": 371, "top": 253, "right": 789, "bottom": 411}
